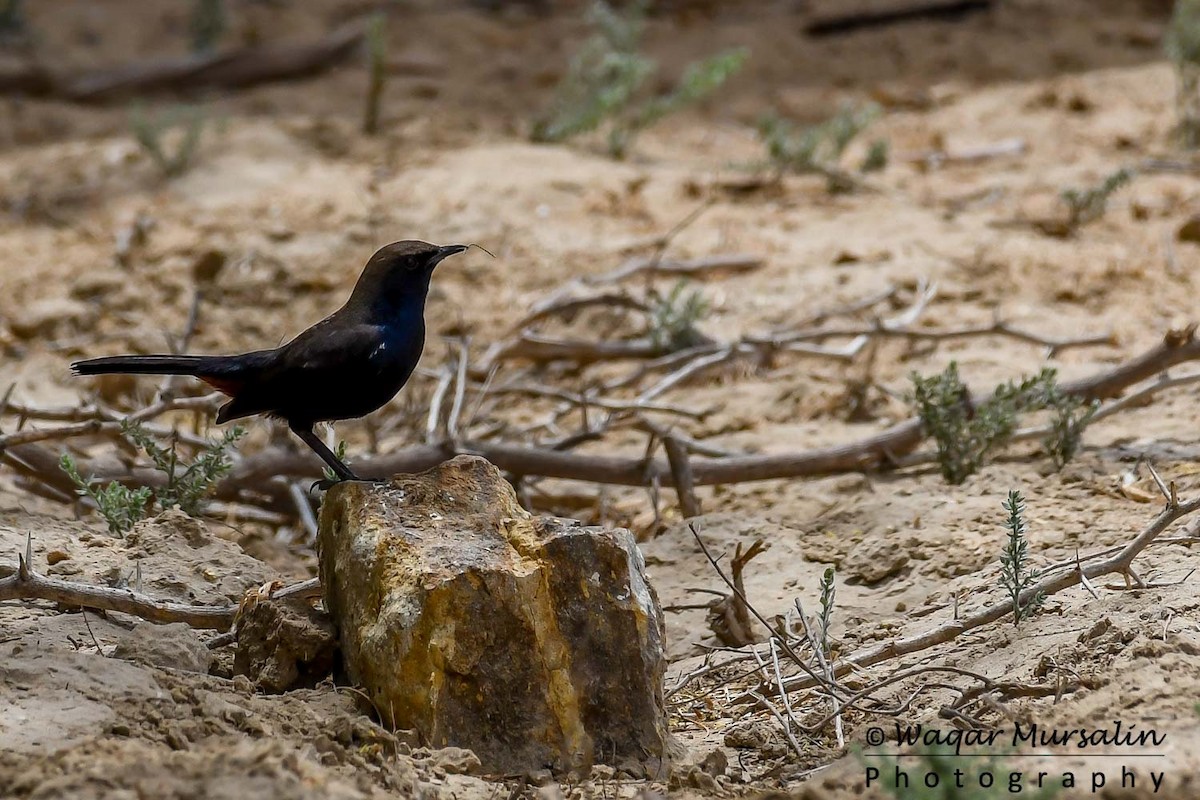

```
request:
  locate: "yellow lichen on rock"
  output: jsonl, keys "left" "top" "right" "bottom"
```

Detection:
{"left": 317, "top": 455, "right": 669, "bottom": 776}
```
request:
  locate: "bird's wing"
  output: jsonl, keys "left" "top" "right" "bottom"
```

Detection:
{"left": 215, "top": 322, "right": 389, "bottom": 423}
{"left": 279, "top": 318, "right": 385, "bottom": 373}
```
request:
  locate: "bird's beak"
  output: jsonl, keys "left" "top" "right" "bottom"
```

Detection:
{"left": 434, "top": 244, "right": 469, "bottom": 263}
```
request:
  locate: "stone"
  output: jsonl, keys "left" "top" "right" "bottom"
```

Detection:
{"left": 7, "top": 297, "right": 94, "bottom": 339}
{"left": 113, "top": 621, "right": 213, "bottom": 673}
{"left": 842, "top": 537, "right": 910, "bottom": 584}
{"left": 432, "top": 746, "right": 483, "bottom": 776}
{"left": 233, "top": 595, "right": 338, "bottom": 693}
{"left": 191, "top": 249, "right": 227, "bottom": 284}
{"left": 1178, "top": 215, "right": 1200, "bottom": 243}
{"left": 317, "top": 455, "right": 669, "bottom": 776}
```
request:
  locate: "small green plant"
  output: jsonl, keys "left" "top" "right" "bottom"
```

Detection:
{"left": 648, "top": 280, "right": 709, "bottom": 353}
{"left": 910, "top": 364, "right": 1052, "bottom": 485}
{"left": 362, "top": 13, "right": 387, "bottom": 135}
{"left": 1039, "top": 380, "right": 1100, "bottom": 469}
{"left": 758, "top": 102, "right": 882, "bottom": 191}
{"left": 122, "top": 422, "right": 244, "bottom": 516}
{"left": 130, "top": 104, "right": 207, "bottom": 178}
{"left": 322, "top": 440, "right": 349, "bottom": 483}
{"left": 189, "top": 0, "right": 225, "bottom": 53}
{"left": 817, "top": 566, "right": 836, "bottom": 659}
{"left": 1167, "top": 0, "right": 1200, "bottom": 148}
{"left": 861, "top": 139, "right": 889, "bottom": 173}
{"left": 607, "top": 48, "right": 746, "bottom": 158}
{"left": 531, "top": 0, "right": 652, "bottom": 146}
{"left": 1060, "top": 168, "right": 1132, "bottom": 231}
{"left": 911, "top": 365, "right": 1096, "bottom": 481}
{"left": 60, "top": 424, "right": 243, "bottom": 533}
{"left": 60, "top": 453, "right": 154, "bottom": 536}
{"left": 999, "top": 490, "right": 1045, "bottom": 625}
{"left": 531, "top": 1, "right": 746, "bottom": 158}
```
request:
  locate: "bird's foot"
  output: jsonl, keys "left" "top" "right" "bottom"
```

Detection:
{"left": 309, "top": 475, "right": 386, "bottom": 493}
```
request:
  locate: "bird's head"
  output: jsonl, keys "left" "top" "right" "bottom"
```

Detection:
{"left": 350, "top": 240, "right": 468, "bottom": 318}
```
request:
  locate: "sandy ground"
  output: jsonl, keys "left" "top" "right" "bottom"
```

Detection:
{"left": 3, "top": 1, "right": 1200, "bottom": 797}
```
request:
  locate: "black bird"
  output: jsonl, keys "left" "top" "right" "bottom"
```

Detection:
{"left": 72, "top": 240, "right": 468, "bottom": 482}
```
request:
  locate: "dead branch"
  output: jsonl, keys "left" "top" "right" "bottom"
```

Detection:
{"left": 0, "top": 393, "right": 223, "bottom": 451}
{"left": 897, "top": 138, "right": 1027, "bottom": 169}
{"left": 631, "top": 417, "right": 741, "bottom": 458}
{"left": 7, "top": 22, "right": 366, "bottom": 103}
{"left": 481, "top": 334, "right": 666, "bottom": 368}
{"left": 636, "top": 346, "right": 744, "bottom": 402}
{"left": 486, "top": 381, "right": 712, "bottom": 420}
{"left": 590, "top": 254, "right": 765, "bottom": 285}
{"left": 447, "top": 339, "right": 470, "bottom": 441}
{"left": 663, "top": 435, "right": 701, "bottom": 518}
{"left": 801, "top": 665, "right": 1049, "bottom": 733}
{"left": 764, "top": 319, "right": 1114, "bottom": 357}
{"left": 0, "top": 418, "right": 124, "bottom": 449}
{"left": 288, "top": 482, "right": 319, "bottom": 540}
{"left": 1, "top": 393, "right": 222, "bottom": 427}
{"left": 602, "top": 285, "right": 904, "bottom": 392}
{"left": 708, "top": 540, "right": 769, "bottom": 647}
{"left": 619, "top": 199, "right": 715, "bottom": 259}
{"left": 516, "top": 293, "right": 649, "bottom": 332}
{"left": 425, "top": 367, "right": 454, "bottom": 443}
{"left": 805, "top": 0, "right": 993, "bottom": 37}
{"left": 0, "top": 538, "right": 321, "bottom": 631}
{"left": 690, "top": 524, "right": 830, "bottom": 691}
{"left": 793, "top": 600, "right": 844, "bottom": 745}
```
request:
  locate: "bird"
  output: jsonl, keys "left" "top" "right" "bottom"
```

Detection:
{"left": 72, "top": 240, "right": 469, "bottom": 483}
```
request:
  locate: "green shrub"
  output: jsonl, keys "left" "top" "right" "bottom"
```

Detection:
{"left": 532, "top": 1, "right": 747, "bottom": 158}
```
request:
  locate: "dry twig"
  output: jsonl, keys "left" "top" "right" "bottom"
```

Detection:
{"left": 0, "top": 537, "right": 320, "bottom": 631}
{"left": 6, "top": 21, "right": 366, "bottom": 102}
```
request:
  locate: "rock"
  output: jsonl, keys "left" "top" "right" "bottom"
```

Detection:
{"left": 7, "top": 297, "right": 94, "bottom": 339}
{"left": 842, "top": 537, "right": 909, "bottom": 584}
{"left": 699, "top": 748, "right": 728, "bottom": 777}
{"left": 233, "top": 595, "right": 338, "bottom": 693}
{"left": 432, "top": 746, "right": 482, "bottom": 776}
{"left": 71, "top": 269, "right": 126, "bottom": 299}
{"left": 191, "top": 249, "right": 227, "bottom": 283}
{"left": 668, "top": 765, "right": 721, "bottom": 794}
{"left": 723, "top": 719, "right": 785, "bottom": 755}
{"left": 113, "top": 621, "right": 213, "bottom": 673}
{"left": 1178, "top": 215, "right": 1200, "bottom": 243}
{"left": 317, "top": 455, "right": 669, "bottom": 776}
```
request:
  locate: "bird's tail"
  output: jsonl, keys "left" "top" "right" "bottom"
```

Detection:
{"left": 71, "top": 354, "right": 221, "bottom": 377}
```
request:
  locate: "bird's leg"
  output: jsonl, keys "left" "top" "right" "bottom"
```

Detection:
{"left": 290, "top": 423, "right": 360, "bottom": 482}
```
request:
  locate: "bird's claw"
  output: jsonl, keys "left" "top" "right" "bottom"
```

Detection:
{"left": 309, "top": 475, "right": 385, "bottom": 493}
